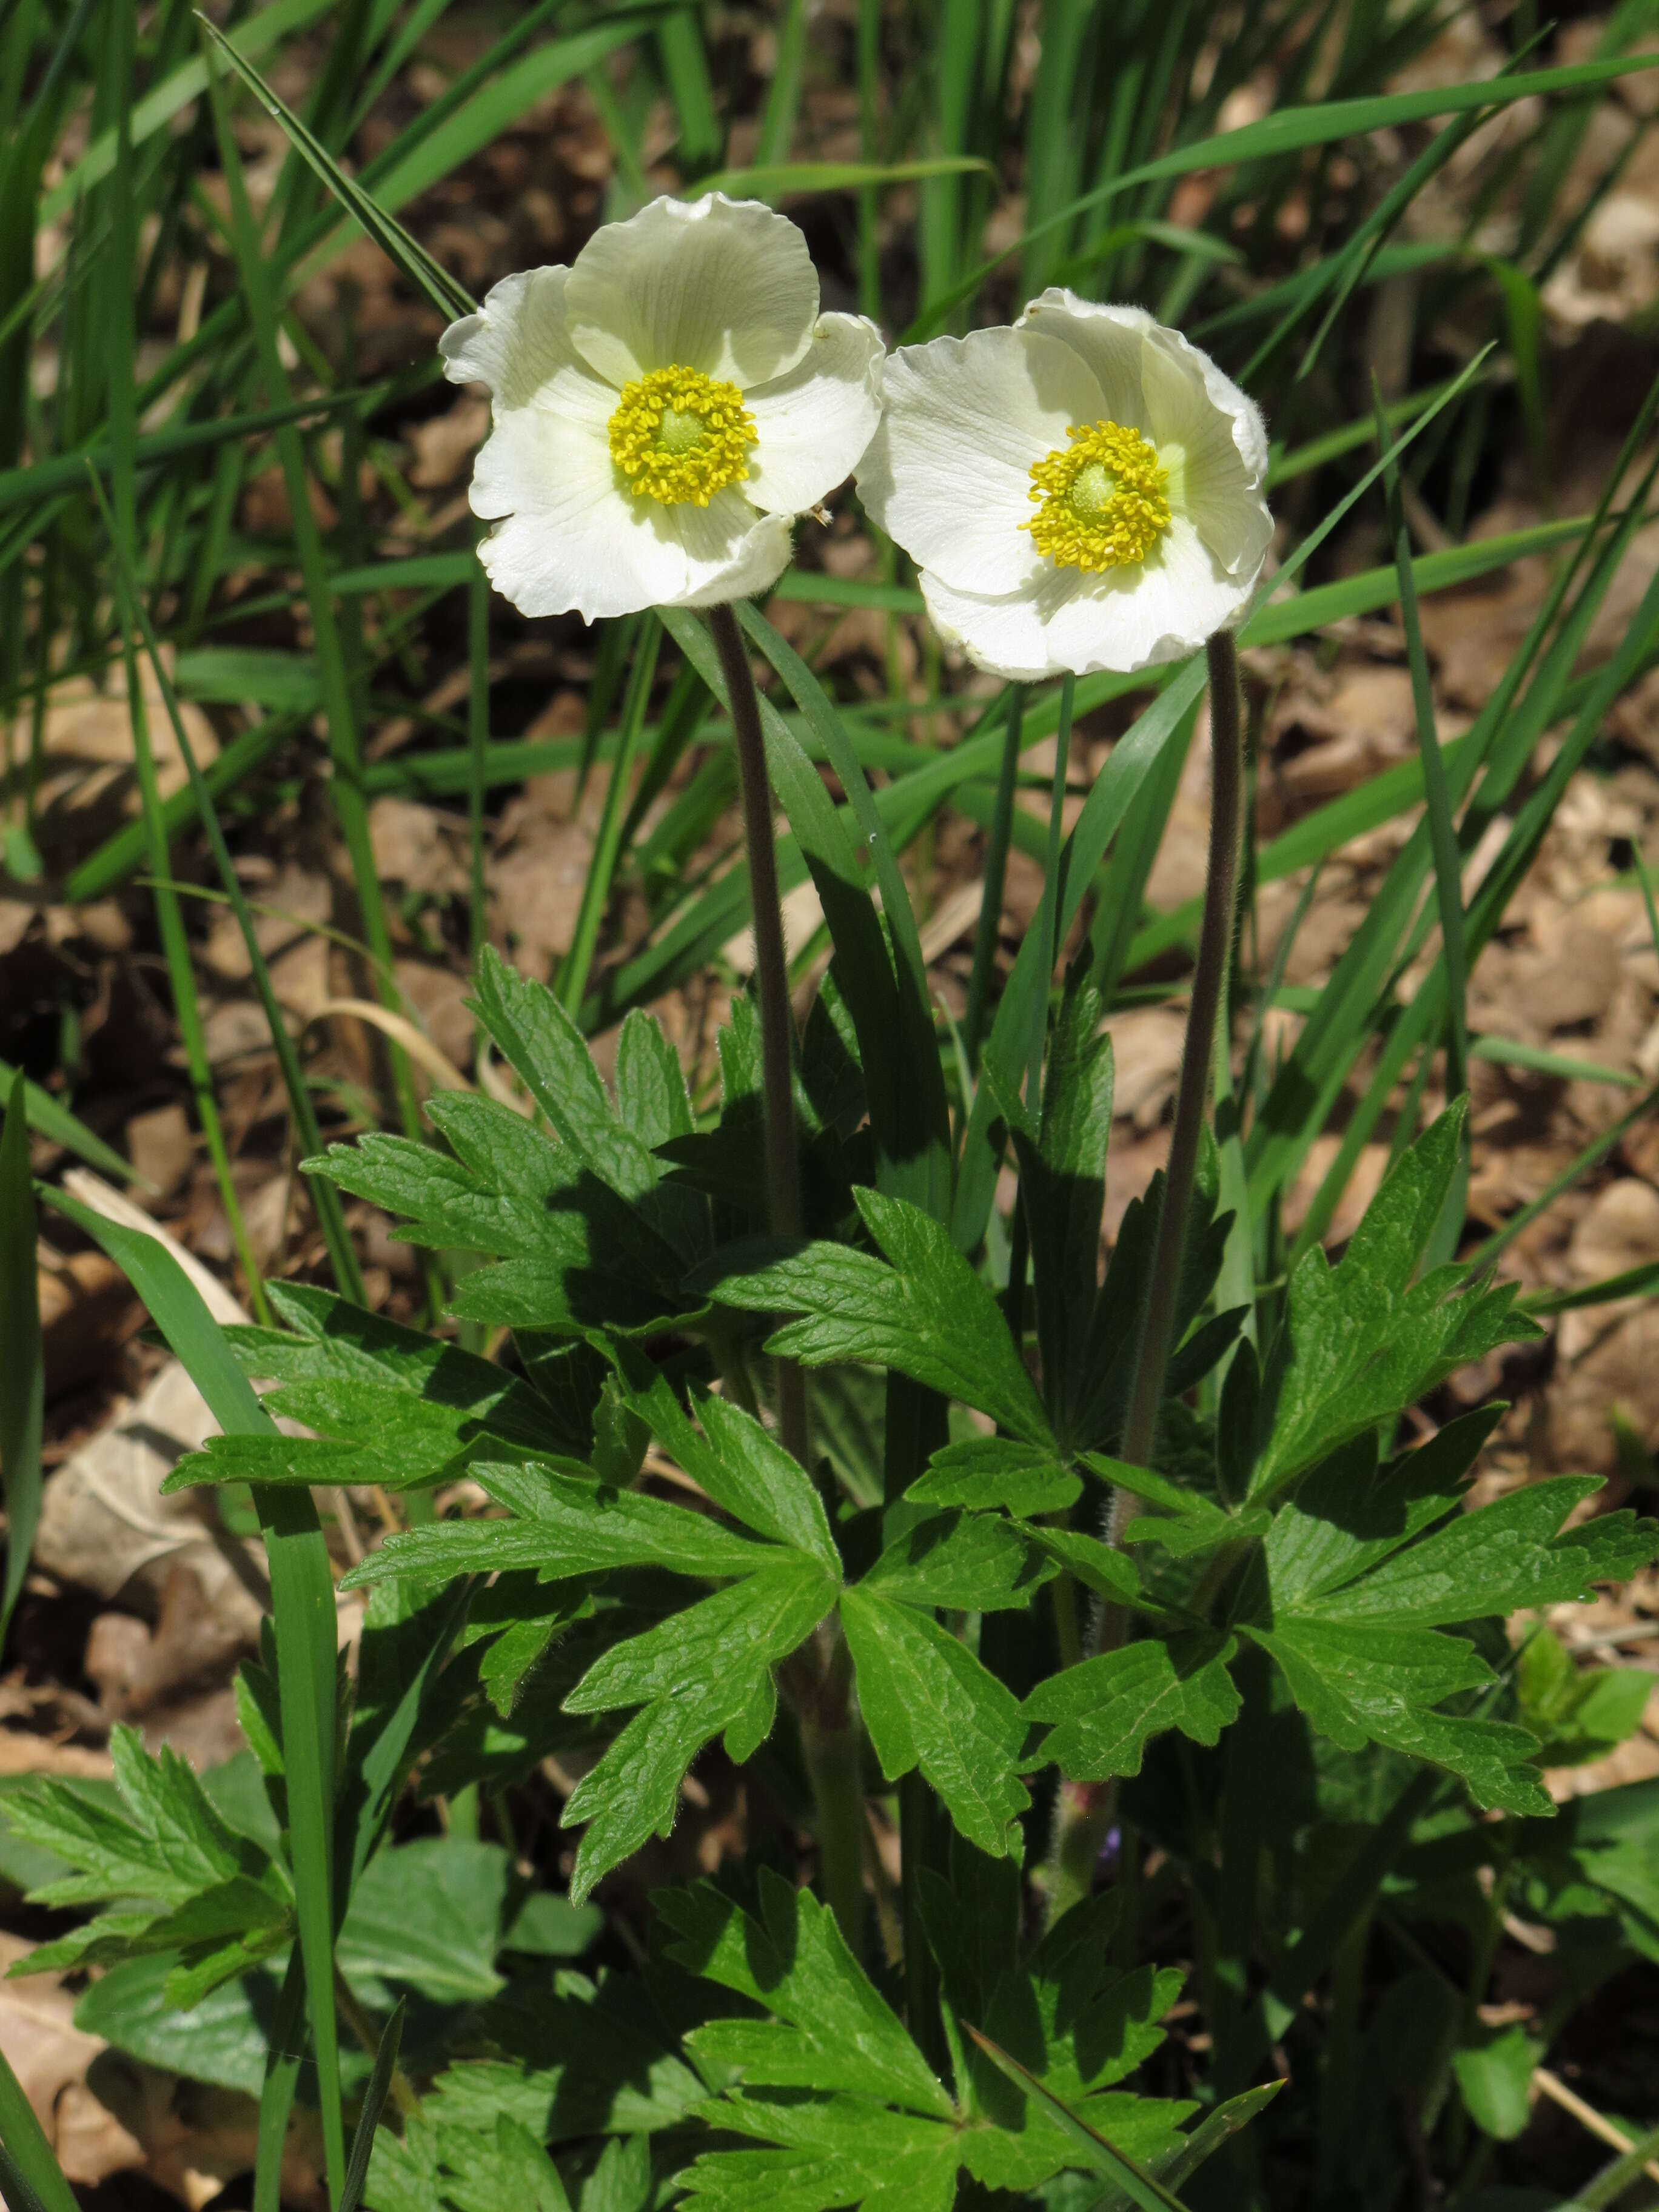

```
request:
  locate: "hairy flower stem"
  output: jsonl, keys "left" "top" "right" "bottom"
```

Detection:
{"left": 708, "top": 604, "right": 866, "bottom": 1949}
{"left": 1041, "top": 629, "right": 1245, "bottom": 1926}
{"left": 707, "top": 602, "right": 808, "bottom": 1465}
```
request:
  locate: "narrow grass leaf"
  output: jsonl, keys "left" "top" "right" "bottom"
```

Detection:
{"left": 38, "top": 1189, "right": 347, "bottom": 2202}
{"left": 340, "top": 1997, "right": 407, "bottom": 2212}
{"left": 0, "top": 1073, "right": 42, "bottom": 1652}
{"left": 0, "top": 2045, "right": 78, "bottom": 2212}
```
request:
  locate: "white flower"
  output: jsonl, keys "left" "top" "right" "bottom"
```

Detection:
{"left": 440, "top": 194, "right": 885, "bottom": 623}
{"left": 855, "top": 290, "right": 1272, "bottom": 678}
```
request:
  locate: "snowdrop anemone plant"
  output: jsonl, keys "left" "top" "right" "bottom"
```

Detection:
{"left": 856, "top": 290, "right": 1271, "bottom": 678}
{"left": 440, "top": 192, "right": 885, "bottom": 623}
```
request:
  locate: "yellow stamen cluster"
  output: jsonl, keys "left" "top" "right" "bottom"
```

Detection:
{"left": 1023, "top": 419, "right": 1170, "bottom": 572}
{"left": 607, "top": 365, "right": 756, "bottom": 506}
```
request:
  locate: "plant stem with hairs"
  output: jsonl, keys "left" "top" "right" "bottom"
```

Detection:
{"left": 1041, "top": 629, "right": 1247, "bottom": 1925}
{"left": 706, "top": 602, "right": 866, "bottom": 1949}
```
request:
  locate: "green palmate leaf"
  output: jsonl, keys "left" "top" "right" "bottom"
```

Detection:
{"left": 1024, "top": 1526, "right": 1145, "bottom": 1609}
{"left": 860, "top": 1510, "right": 1056, "bottom": 1610}
{"left": 305, "top": 1091, "right": 688, "bottom": 1336}
{"left": 1241, "top": 1421, "right": 1658, "bottom": 1811}
{"left": 560, "top": 1561, "right": 837, "bottom": 1900}
{"left": 840, "top": 1585, "right": 1030, "bottom": 1855}
{"left": 1085, "top": 1453, "right": 1270, "bottom": 1560}
{"left": 970, "top": 1896, "right": 1184, "bottom": 2129}
{"left": 1517, "top": 1629, "right": 1655, "bottom": 1768}
{"left": 391, "top": 1969, "right": 703, "bottom": 2164}
{"left": 964, "top": 2028, "right": 1188, "bottom": 2212}
{"left": 5, "top": 1726, "right": 293, "bottom": 2000}
{"left": 73, "top": 1954, "right": 286, "bottom": 2098}
{"left": 613, "top": 1007, "right": 694, "bottom": 1148}
{"left": 611, "top": 1363, "right": 840, "bottom": 1575}
{"left": 1452, "top": 2024, "right": 1541, "bottom": 2142}
{"left": 206, "top": 1281, "right": 588, "bottom": 1473}
{"left": 1250, "top": 1105, "right": 1536, "bottom": 1500}
{"left": 666, "top": 1874, "right": 1194, "bottom": 2211}
{"left": 665, "top": 1871, "right": 954, "bottom": 2117}
{"left": 342, "top": 1461, "right": 786, "bottom": 1588}
{"left": 472, "top": 943, "right": 656, "bottom": 1199}
{"left": 336, "top": 1838, "right": 511, "bottom": 2005}
{"left": 907, "top": 1435, "right": 1082, "bottom": 1518}
{"left": 696, "top": 1188, "right": 1053, "bottom": 1444}
{"left": 1245, "top": 1617, "right": 1547, "bottom": 1814}
{"left": 1023, "top": 1637, "right": 1242, "bottom": 1782}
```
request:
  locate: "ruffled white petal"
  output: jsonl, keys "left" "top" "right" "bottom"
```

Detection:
{"left": 1139, "top": 326, "right": 1272, "bottom": 579}
{"left": 919, "top": 514, "right": 1250, "bottom": 679}
{"left": 1016, "top": 291, "right": 1156, "bottom": 435}
{"left": 1039, "top": 514, "right": 1253, "bottom": 671}
{"left": 439, "top": 267, "right": 614, "bottom": 420}
{"left": 917, "top": 566, "right": 1076, "bottom": 682}
{"left": 564, "top": 193, "right": 819, "bottom": 392}
{"left": 856, "top": 327, "right": 1103, "bottom": 596}
{"left": 744, "top": 313, "right": 885, "bottom": 515}
{"left": 470, "top": 409, "right": 787, "bottom": 623}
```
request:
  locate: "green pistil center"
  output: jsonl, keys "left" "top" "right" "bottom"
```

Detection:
{"left": 657, "top": 406, "right": 705, "bottom": 456}
{"left": 1067, "top": 460, "right": 1117, "bottom": 517}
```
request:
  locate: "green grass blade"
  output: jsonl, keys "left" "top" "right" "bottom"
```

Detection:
{"left": 657, "top": 5, "right": 722, "bottom": 172}
{"left": 964, "top": 685, "right": 1025, "bottom": 1073}
{"left": 907, "top": 49, "right": 1659, "bottom": 338}
{"left": 196, "top": 13, "right": 474, "bottom": 318}
{"left": 0, "top": 1071, "right": 42, "bottom": 1654}
{"left": 253, "top": 1956, "right": 307, "bottom": 2212}
{"left": 735, "top": 598, "right": 953, "bottom": 1218}
{"left": 203, "top": 31, "right": 423, "bottom": 1162}
{"left": 1378, "top": 390, "right": 1469, "bottom": 1110}
{"left": 44, "top": 0, "right": 337, "bottom": 220}
{"left": 86, "top": 468, "right": 364, "bottom": 1301}
{"left": 340, "top": 1998, "right": 407, "bottom": 2212}
{"left": 100, "top": 39, "right": 270, "bottom": 1326}
{"left": 559, "top": 617, "right": 662, "bottom": 1014}
{"left": 0, "top": 2047, "right": 78, "bottom": 2212}
{"left": 40, "top": 1185, "right": 346, "bottom": 2205}
{"left": 752, "top": 0, "right": 806, "bottom": 167}
{"left": 1028, "top": 671, "right": 1076, "bottom": 1096}
{"left": 0, "top": 1057, "right": 134, "bottom": 1181}
{"left": 692, "top": 155, "right": 994, "bottom": 201}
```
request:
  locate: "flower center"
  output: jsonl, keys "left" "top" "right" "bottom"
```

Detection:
{"left": 607, "top": 366, "right": 756, "bottom": 506}
{"left": 1023, "top": 420, "right": 1171, "bottom": 572}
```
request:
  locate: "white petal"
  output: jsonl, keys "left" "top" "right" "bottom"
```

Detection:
{"left": 855, "top": 326, "right": 1104, "bottom": 596}
{"left": 1042, "top": 515, "right": 1252, "bottom": 672}
{"left": 916, "top": 568, "right": 1071, "bottom": 682}
{"left": 677, "top": 503, "right": 795, "bottom": 606}
{"left": 439, "top": 266, "right": 614, "bottom": 418}
{"left": 563, "top": 193, "right": 819, "bottom": 391}
{"left": 744, "top": 313, "right": 885, "bottom": 515}
{"left": 471, "top": 411, "right": 786, "bottom": 622}
{"left": 1140, "top": 326, "right": 1272, "bottom": 579}
{"left": 919, "top": 515, "right": 1250, "bottom": 680}
{"left": 1016, "top": 290, "right": 1156, "bottom": 434}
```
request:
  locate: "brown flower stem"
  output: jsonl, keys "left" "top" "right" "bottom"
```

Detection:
{"left": 1040, "top": 629, "right": 1246, "bottom": 1927}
